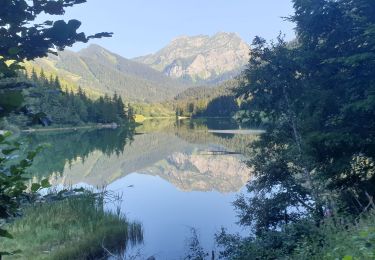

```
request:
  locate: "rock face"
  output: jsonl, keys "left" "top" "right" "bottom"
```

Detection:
{"left": 134, "top": 32, "right": 250, "bottom": 84}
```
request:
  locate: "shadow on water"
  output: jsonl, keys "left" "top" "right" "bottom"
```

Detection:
{"left": 23, "top": 126, "right": 135, "bottom": 179}
{"left": 177, "top": 117, "right": 241, "bottom": 131}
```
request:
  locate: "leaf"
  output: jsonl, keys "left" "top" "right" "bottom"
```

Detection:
{"left": 343, "top": 256, "right": 353, "bottom": 260}
{"left": 31, "top": 183, "right": 41, "bottom": 193}
{"left": 8, "top": 47, "right": 20, "bottom": 55}
{"left": 73, "top": 187, "right": 85, "bottom": 192}
{"left": 11, "top": 249, "right": 22, "bottom": 255}
{"left": 10, "top": 165, "right": 20, "bottom": 175}
{"left": 2, "top": 148, "right": 17, "bottom": 155}
{"left": 0, "top": 249, "right": 22, "bottom": 256}
{"left": 58, "top": 189, "right": 69, "bottom": 196}
{"left": 26, "top": 151, "right": 37, "bottom": 160}
{"left": 359, "top": 231, "right": 369, "bottom": 238}
{"left": 0, "top": 228, "right": 13, "bottom": 239}
{"left": 41, "top": 179, "right": 51, "bottom": 188}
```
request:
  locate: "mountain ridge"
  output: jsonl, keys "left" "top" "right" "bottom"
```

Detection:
{"left": 30, "top": 32, "right": 249, "bottom": 103}
{"left": 31, "top": 44, "right": 190, "bottom": 102}
{"left": 134, "top": 32, "right": 250, "bottom": 84}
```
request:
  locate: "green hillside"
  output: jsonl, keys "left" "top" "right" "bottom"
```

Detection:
{"left": 31, "top": 45, "right": 190, "bottom": 102}
{"left": 173, "top": 76, "right": 246, "bottom": 118}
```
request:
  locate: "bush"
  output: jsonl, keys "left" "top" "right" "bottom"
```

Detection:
{"left": 292, "top": 211, "right": 375, "bottom": 260}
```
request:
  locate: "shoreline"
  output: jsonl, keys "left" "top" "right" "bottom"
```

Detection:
{"left": 21, "top": 123, "right": 120, "bottom": 133}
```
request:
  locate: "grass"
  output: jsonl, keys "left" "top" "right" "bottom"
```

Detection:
{"left": 292, "top": 210, "right": 375, "bottom": 260}
{"left": 0, "top": 192, "right": 143, "bottom": 260}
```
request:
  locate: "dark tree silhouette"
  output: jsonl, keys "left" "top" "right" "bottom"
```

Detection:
{"left": 0, "top": 0, "right": 112, "bottom": 78}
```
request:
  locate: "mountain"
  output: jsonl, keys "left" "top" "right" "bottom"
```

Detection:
{"left": 134, "top": 32, "right": 250, "bottom": 84}
{"left": 31, "top": 44, "right": 189, "bottom": 102}
{"left": 45, "top": 132, "right": 249, "bottom": 193}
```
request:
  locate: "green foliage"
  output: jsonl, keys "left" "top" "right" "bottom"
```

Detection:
{"left": 173, "top": 77, "right": 244, "bottom": 118}
{"left": 0, "top": 90, "right": 24, "bottom": 116}
{"left": 132, "top": 102, "right": 175, "bottom": 118}
{"left": 217, "top": 212, "right": 375, "bottom": 260}
{"left": 0, "top": 192, "right": 143, "bottom": 259}
{"left": 196, "top": 95, "right": 239, "bottom": 117}
{"left": 292, "top": 211, "right": 375, "bottom": 260}
{"left": 22, "top": 62, "right": 102, "bottom": 99}
{"left": 29, "top": 45, "right": 189, "bottom": 102}
{"left": 0, "top": 0, "right": 111, "bottom": 79}
{"left": 184, "top": 228, "right": 209, "bottom": 260}
{"left": 219, "top": 0, "right": 375, "bottom": 258}
{"left": 6, "top": 71, "right": 133, "bottom": 127}
{"left": 0, "top": 132, "right": 48, "bottom": 253}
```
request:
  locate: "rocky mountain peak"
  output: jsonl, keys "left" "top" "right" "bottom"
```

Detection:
{"left": 134, "top": 32, "right": 250, "bottom": 84}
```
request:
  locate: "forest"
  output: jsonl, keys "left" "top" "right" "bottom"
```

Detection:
{"left": 173, "top": 78, "right": 244, "bottom": 118}
{"left": 1, "top": 68, "right": 133, "bottom": 127}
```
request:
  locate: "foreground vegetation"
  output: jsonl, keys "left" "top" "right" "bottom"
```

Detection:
{"left": 0, "top": 192, "right": 143, "bottom": 260}
{"left": 293, "top": 211, "right": 375, "bottom": 260}
{"left": 0, "top": 0, "right": 119, "bottom": 256}
{"left": 217, "top": 210, "right": 375, "bottom": 260}
{"left": 216, "top": 0, "right": 375, "bottom": 258}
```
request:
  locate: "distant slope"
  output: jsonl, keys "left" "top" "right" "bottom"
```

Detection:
{"left": 134, "top": 32, "right": 250, "bottom": 85}
{"left": 32, "top": 45, "right": 189, "bottom": 102}
{"left": 171, "top": 75, "right": 247, "bottom": 118}
{"left": 174, "top": 76, "right": 245, "bottom": 101}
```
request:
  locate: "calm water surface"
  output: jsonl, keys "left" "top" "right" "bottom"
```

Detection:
{"left": 25, "top": 119, "right": 258, "bottom": 259}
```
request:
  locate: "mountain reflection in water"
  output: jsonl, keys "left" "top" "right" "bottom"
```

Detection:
{"left": 24, "top": 119, "right": 258, "bottom": 258}
{"left": 25, "top": 119, "right": 256, "bottom": 192}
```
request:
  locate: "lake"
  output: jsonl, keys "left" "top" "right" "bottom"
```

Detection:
{"left": 24, "top": 118, "right": 258, "bottom": 259}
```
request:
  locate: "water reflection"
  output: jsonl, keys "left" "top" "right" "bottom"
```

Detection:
{"left": 23, "top": 119, "right": 257, "bottom": 258}
{"left": 140, "top": 150, "right": 249, "bottom": 193}
{"left": 107, "top": 173, "right": 244, "bottom": 259}
{"left": 25, "top": 126, "right": 135, "bottom": 180}
{"left": 25, "top": 119, "right": 256, "bottom": 191}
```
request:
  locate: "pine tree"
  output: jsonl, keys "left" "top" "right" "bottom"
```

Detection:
{"left": 54, "top": 76, "right": 61, "bottom": 90}
{"left": 127, "top": 103, "right": 134, "bottom": 121}
{"left": 31, "top": 68, "right": 38, "bottom": 82}
{"left": 49, "top": 75, "right": 54, "bottom": 87}
{"left": 39, "top": 69, "right": 48, "bottom": 87}
{"left": 114, "top": 93, "right": 126, "bottom": 121}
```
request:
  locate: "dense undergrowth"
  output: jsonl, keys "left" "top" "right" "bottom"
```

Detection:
{"left": 292, "top": 210, "right": 375, "bottom": 260}
{"left": 216, "top": 210, "right": 375, "bottom": 260}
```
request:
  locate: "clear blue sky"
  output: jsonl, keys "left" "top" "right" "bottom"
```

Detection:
{"left": 61, "top": 0, "right": 295, "bottom": 58}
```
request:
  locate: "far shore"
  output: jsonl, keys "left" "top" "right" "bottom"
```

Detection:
{"left": 208, "top": 129, "right": 266, "bottom": 135}
{"left": 21, "top": 123, "right": 119, "bottom": 133}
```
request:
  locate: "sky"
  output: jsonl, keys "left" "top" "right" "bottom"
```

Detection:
{"left": 60, "top": 0, "right": 295, "bottom": 58}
